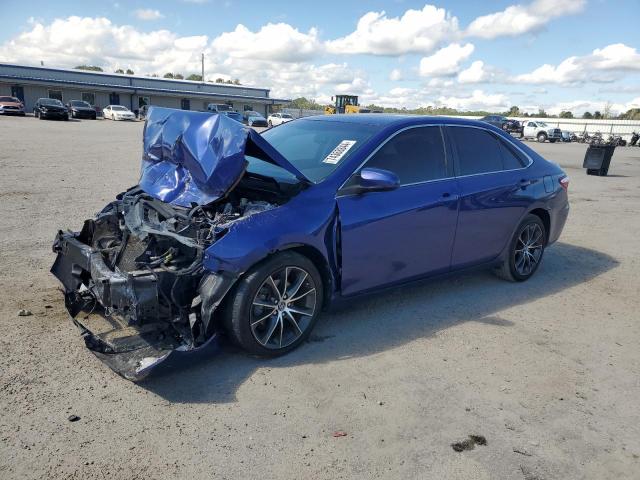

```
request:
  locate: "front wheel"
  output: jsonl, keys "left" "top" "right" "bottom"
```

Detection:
{"left": 495, "top": 214, "right": 546, "bottom": 282}
{"left": 268, "top": 120, "right": 273, "bottom": 127}
{"left": 224, "top": 251, "right": 323, "bottom": 356}
{"left": 537, "top": 132, "right": 547, "bottom": 143}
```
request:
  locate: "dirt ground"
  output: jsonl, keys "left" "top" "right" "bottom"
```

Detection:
{"left": 0, "top": 115, "right": 639, "bottom": 480}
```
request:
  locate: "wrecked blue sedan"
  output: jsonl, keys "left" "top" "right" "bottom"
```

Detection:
{"left": 51, "top": 107, "right": 569, "bottom": 380}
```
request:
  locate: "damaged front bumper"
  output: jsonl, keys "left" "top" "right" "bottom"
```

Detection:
{"left": 51, "top": 231, "right": 235, "bottom": 380}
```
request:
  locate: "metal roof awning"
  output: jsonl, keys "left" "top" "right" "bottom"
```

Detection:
{"left": 0, "top": 73, "right": 290, "bottom": 104}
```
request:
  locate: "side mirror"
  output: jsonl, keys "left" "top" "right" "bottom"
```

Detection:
{"left": 341, "top": 167, "right": 400, "bottom": 195}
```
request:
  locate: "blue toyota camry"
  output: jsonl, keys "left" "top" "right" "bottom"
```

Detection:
{"left": 51, "top": 107, "right": 569, "bottom": 379}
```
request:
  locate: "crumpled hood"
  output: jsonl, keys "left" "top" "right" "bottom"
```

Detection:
{"left": 139, "top": 106, "right": 307, "bottom": 207}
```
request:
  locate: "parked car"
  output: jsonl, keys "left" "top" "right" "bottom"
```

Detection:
{"left": 34, "top": 98, "right": 68, "bottom": 120}
{"left": 0, "top": 96, "right": 25, "bottom": 116}
{"left": 243, "top": 110, "right": 268, "bottom": 127}
{"left": 267, "top": 112, "right": 294, "bottom": 127}
{"left": 51, "top": 110, "right": 569, "bottom": 380}
{"left": 480, "top": 115, "right": 522, "bottom": 135}
{"left": 561, "top": 131, "right": 572, "bottom": 142}
{"left": 103, "top": 105, "right": 136, "bottom": 121}
{"left": 220, "top": 110, "right": 243, "bottom": 123}
{"left": 522, "top": 121, "right": 562, "bottom": 143}
{"left": 66, "top": 100, "right": 97, "bottom": 119}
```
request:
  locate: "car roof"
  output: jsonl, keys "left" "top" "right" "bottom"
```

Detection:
{"left": 299, "top": 113, "right": 500, "bottom": 130}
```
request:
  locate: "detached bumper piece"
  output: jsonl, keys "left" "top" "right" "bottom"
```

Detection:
{"left": 51, "top": 228, "right": 233, "bottom": 380}
{"left": 51, "top": 232, "right": 182, "bottom": 379}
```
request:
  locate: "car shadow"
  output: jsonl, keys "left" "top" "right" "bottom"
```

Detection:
{"left": 139, "top": 242, "right": 617, "bottom": 403}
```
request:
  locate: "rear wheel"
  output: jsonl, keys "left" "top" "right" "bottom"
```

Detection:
{"left": 549, "top": 139, "right": 556, "bottom": 143}
{"left": 224, "top": 252, "right": 323, "bottom": 356}
{"left": 495, "top": 214, "right": 546, "bottom": 282}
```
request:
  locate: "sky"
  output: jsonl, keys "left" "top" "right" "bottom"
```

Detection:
{"left": 0, "top": 0, "right": 638, "bottom": 115}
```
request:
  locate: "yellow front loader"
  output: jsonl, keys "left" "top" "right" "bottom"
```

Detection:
{"left": 324, "top": 95, "right": 363, "bottom": 114}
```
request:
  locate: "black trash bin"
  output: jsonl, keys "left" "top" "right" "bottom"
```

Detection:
{"left": 583, "top": 144, "right": 616, "bottom": 176}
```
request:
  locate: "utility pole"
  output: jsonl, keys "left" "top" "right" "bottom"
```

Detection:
{"left": 201, "top": 53, "right": 205, "bottom": 83}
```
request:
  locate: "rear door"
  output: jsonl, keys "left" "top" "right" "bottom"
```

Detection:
{"left": 447, "top": 125, "right": 533, "bottom": 267}
{"left": 337, "top": 126, "right": 460, "bottom": 295}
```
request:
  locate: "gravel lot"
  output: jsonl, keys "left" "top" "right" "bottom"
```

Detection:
{"left": 1, "top": 115, "right": 639, "bottom": 480}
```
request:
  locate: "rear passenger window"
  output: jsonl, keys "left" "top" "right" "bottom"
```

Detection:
{"left": 364, "top": 126, "right": 447, "bottom": 184}
{"left": 498, "top": 138, "right": 528, "bottom": 169}
{"left": 449, "top": 127, "right": 503, "bottom": 175}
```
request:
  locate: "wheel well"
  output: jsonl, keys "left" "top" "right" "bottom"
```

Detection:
{"left": 284, "top": 245, "right": 334, "bottom": 309}
{"left": 537, "top": 131, "right": 547, "bottom": 137}
{"left": 529, "top": 208, "right": 550, "bottom": 242}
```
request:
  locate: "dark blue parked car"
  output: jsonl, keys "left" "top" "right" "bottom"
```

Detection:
{"left": 51, "top": 107, "right": 569, "bottom": 380}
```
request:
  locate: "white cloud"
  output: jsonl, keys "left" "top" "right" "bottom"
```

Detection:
{"left": 211, "top": 23, "right": 321, "bottom": 62}
{"left": 457, "top": 60, "right": 500, "bottom": 84}
{"left": 419, "top": 43, "right": 474, "bottom": 77}
{"left": 514, "top": 43, "right": 640, "bottom": 84}
{"left": 325, "top": 4, "right": 459, "bottom": 55}
{"left": 133, "top": 9, "right": 164, "bottom": 21}
{"left": 436, "top": 89, "right": 510, "bottom": 111}
{"left": 545, "top": 97, "right": 640, "bottom": 116}
{"left": 466, "top": 0, "right": 586, "bottom": 39}
{"left": 389, "top": 68, "right": 402, "bottom": 81}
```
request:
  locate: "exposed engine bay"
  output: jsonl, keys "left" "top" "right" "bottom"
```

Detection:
{"left": 51, "top": 185, "right": 280, "bottom": 379}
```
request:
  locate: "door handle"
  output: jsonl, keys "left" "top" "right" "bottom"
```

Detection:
{"left": 519, "top": 179, "right": 533, "bottom": 188}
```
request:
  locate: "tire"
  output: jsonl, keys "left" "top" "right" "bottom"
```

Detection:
{"left": 495, "top": 214, "right": 546, "bottom": 282}
{"left": 268, "top": 120, "right": 273, "bottom": 127}
{"left": 537, "top": 132, "right": 547, "bottom": 143}
{"left": 224, "top": 251, "right": 323, "bottom": 356}
{"left": 549, "top": 139, "right": 556, "bottom": 143}
{"left": 63, "top": 115, "right": 69, "bottom": 121}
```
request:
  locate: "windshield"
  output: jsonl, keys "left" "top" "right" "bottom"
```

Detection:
{"left": 111, "top": 106, "right": 128, "bottom": 111}
{"left": 40, "top": 99, "right": 63, "bottom": 106}
{"left": 71, "top": 100, "right": 91, "bottom": 107}
{"left": 0, "top": 96, "right": 19, "bottom": 103}
{"left": 538, "top": 122, "right": 548, "bottom": 127}
{"left": 259, "top": 119, "right": 379, "bottom": 183}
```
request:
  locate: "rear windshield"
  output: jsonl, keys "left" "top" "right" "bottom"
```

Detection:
{"left": 260, "top": 119, "right": 379, "bottom": 183}
{"left": 40, "top": 99, "right": 63, "bottom": 106}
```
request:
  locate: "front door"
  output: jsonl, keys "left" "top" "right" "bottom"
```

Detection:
{"left": 11, "top": 85, "right": 24, "bottom": 102}
{"left": 447, "top": 126, "right": 533, "bottom": 267}
{"left": 337, "top": 126, "right": 459, "bottom": 295}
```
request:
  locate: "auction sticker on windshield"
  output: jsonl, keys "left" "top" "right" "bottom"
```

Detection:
{"left": 323, "top": 140, "right": 357, "bottom": 164}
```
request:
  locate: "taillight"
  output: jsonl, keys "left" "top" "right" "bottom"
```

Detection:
{"left": 559, "top": 176, "right": 569, "bottom": 191}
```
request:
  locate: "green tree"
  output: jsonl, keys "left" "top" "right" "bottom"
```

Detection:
{"left": 174, "top": 73, "right": 184, "bottom": 79}
{"left": 215, "top": 77, "right": 225, "bottom": 83}
{"left": 186, "top": 74, "right": 203, "bottom": 81}
{"left": 290, "top": 97, "right": 324, "bottom": 110}
{"left": 537, "top": 108, "right": 548, "bottom": 118}
{"left": 559, "top": 111, "right": 574, "bottom": 118}
{"left": 114, "top": 68, "right": 124, "bottom": 74}
{"left": 583, "top": 111, "right": 593, "bottom": 119}
{"left": 233, "top": 78, "right": 241, "bottom": 85}
{"left": 593, "top": 111, "right": 602, "bottom": 119}
{"left": 74, "top": 65, "right": 103, "bottom": 72}
{"left": 163, "top": 72, "right": 174, "bottom": 79}
{"left": 506, "top": 106, "right": 520, "bottom": 116}
{"left": 125, "top": 69, "right": 134, "bottom": 75}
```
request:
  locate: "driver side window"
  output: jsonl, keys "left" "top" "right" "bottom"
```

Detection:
{"left": 361, "top": 126, "right": 448, "bottom": 185}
